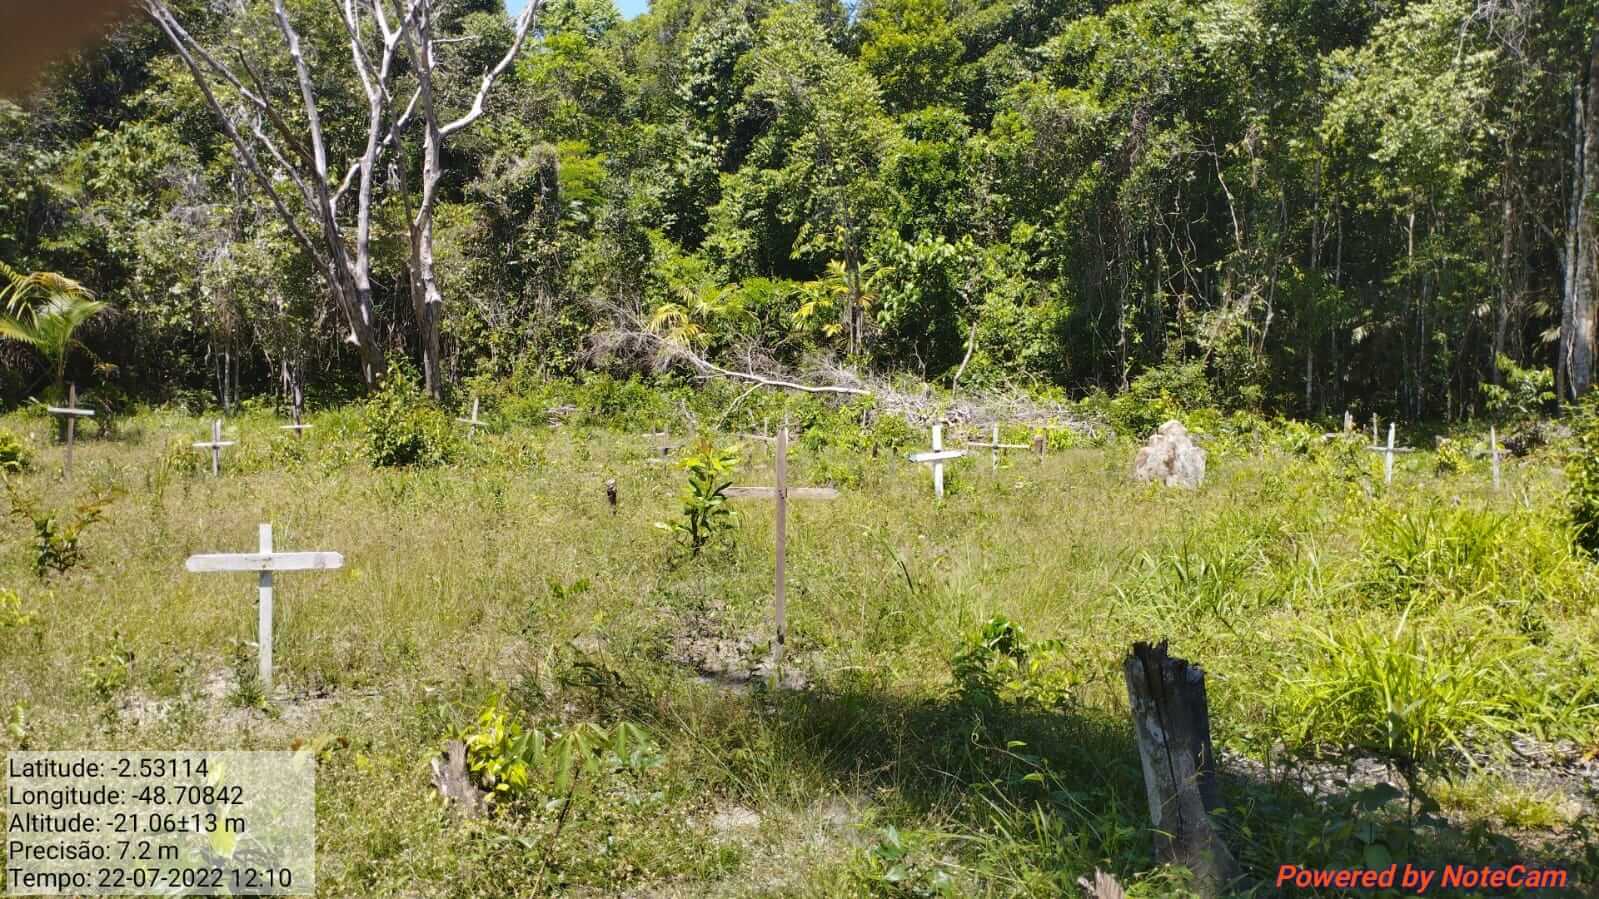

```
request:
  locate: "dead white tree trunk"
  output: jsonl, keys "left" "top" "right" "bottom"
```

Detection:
{"left": 404, "top": 0, "right": 542, "bottom": 399}
{"left": 143, "top": 0, "right": 423, "bottom": 388}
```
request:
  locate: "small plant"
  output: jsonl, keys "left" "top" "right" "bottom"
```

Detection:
{"left": 6, "top": 702, "right": 30, "bottom": 749}
{"left": 0, "top": 430, "right": 29, "bottom": 472}
{"left": 82, "top": 630, "right": 135, "bottom": 703}
{"left": 226, "top": 640, "right": 268, "bottom": 710}
{"left": 361, "top": 365, "right": 457, "bottom": 468}
{"left": 452, "top": 698, "right": 662, "bottom": 806}
{"left": 0, "top": 587, "right": 37, "bottom": 633}
{"left": 1433, "top": 439, "right": 1468, "bottom": 475}
{"left": 657, "top": 438, "right": 740, "bottom": 555}
{"left": 949, "top": 615, "right": 1075, "bottom": 711}
{"left": 5, "top": 480, "right": 114, "bottom": 577}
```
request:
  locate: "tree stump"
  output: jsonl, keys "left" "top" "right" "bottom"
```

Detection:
{"left": 430, "top": 740, "right": 487, "bottom": 818}
{"left": 1122, "top": 641, "right": 1238, "bottom": 896}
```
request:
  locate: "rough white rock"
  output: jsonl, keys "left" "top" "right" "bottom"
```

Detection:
{"left": 1131, "top": 420, "right": 1206, "bottom": 488}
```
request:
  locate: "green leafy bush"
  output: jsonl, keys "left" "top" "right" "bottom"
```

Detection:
{"left": 1433, "top": 439, "right": 1468, "bottom": 475}
{"left": 0, "top": 430, "right": 29, "bottom": 472}
{"left": 1567, "top": 391, "right": 1599, "bottom": 554}
{"left": 657, "top": 438, "right": 740, "bottom": 555}
{"left": 949, "top": 615, "right": 1075, "bottom": 711}
{"left": 1483, "top": 354, "right": 1554, "bottom": 424}
{"left": 361, "top": 366, "right": 457, "bottom": 468}
{"left": 452, "top": 699, "right": 661, "bottom": 807}
{"left": 5, "top": 481, "right": 113, "bottom": 577}
{"left": 1104, "top": 359, "right": 1213, "bottom": 438}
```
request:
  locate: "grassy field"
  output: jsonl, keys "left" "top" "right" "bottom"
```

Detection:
{"left": 1, "top": 397, "right": 1596, "bottom": 897}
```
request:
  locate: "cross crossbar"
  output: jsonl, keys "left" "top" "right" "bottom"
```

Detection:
{"left": 46, "top": 406, "right": 94, "bottom": 417}
{"left": 909, "top": 450, "right": 965, "bottom": 463}
{"left": 185, "top": 551, "right": 345, "bottom": 573}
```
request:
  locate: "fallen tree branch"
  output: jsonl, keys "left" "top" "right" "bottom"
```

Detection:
{"left": 592, "top": 328, "right": 872, "bottom": 397}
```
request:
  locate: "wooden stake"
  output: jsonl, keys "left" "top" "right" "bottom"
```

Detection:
{"left": 1123, "top": 641, "right": 1238, "bottom": 897}
{"left": 1490, "top": 426, "right": 1503, "bottom": 491}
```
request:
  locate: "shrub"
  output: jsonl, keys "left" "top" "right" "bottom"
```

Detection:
{"left": 0, "top": 430, "right": 29, "bottom": 472}
{"left": 1483, "top": 354, "right": 1554, "bottom": 425}
{"left": 1361, "top": 504, "right": 1505, "bottom": 607}
{"left": 1433, "top": 439, "right": 1468, "bottom": 475}
{"left": 949, "top": 615, "right": 1076, "bottom": 711}
{"left": 452, "top": 699, "right": 661, "bottom": 807}
{"left": 5, "top": 481, "right": 113, "bottom": 577}
{"left": 1567, "top": 391, "right": 1599, "bottom": 554}
{"left": 657, "top": 438, "right": 740, "bottom": 555}
{"left": 1105, "top": 359, "right": 1213, "bottom": 438}
{"left": 361, "top": 366, "right": 457, "bottom": 468}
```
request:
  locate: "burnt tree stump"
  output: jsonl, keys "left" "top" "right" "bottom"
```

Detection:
{"left": 1123, "top": 641, "right": 1238, "bottom": 896}
{"left": 430, "top": 740, "right": 487, "bottom": 818}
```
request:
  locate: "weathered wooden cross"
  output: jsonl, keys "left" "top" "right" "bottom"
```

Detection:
{"left": 185, "top": 523, "right": 343, "bottom": 691}
{"left": 908, "top": 423, "right": 965, "bottom": 498}
{"left": 46, "top": 382, "right": 94, "bottom": 479}
{"left": 456, "top": 397, "right": 485, "bottom": 438}
{"left": 1366, "top": 422, "right": 1414, "bottom": 485}
{"left": 966, "top": 423, "right": 1030, "bottom": 472}
{"left": 1489, "top": 426, "right": 1505, "bottom": 491}
{"left": 193, "top": 419, "right": 236, "bottom": 477}
{"left": 724, "top": 425, "right": 838, "bottom": 667}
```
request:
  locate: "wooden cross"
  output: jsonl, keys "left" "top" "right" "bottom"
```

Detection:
{"left": 185, "top": 523, "right": 343, "bottom": 691}
{"left": 193, "top": 418, "right": 236, "bottom": 477}
{"left": 724, "top": 425, "right": 838, "bottom": 668}
{"left": 456, "top": 397, "right": 485, "bottom": 438}
{"left": 1031, "top": 432, "right": 1047, "bottom": 461}
{"left": 966, "top": 423, "right": 1030, "bottom": 472}
{"left": 1489, "top": 426, "right": 1505, "bottom": 491}
{"left": 1343, "top": 410, "right": 1354, "bottom": 433}
{"left": 908, "top": 423, "right": 965, "bottom": 498}
{"left": 645, "top": 430, "right": 682, "bottom": 463}
{"left": 281, "top": 388, "right": 311, "bottom": 438}
{"left": 46, "top": 382, "right": 94, "bottom": 479}
{"left": 1366, "top": 422, "right": 1414, "bottom": 485}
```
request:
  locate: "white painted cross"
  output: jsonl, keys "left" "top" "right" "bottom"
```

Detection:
{"left": 724, "top": 425, "right": 838, "bottom": 668}
{"left": 1489, "top": 426, "right": 1505, "bottom": 491}
{"left": 46, "top": 382, "right": 94, "bottom": 479}
{"left": 966, "top": 423, "right": 1030, "bottom": 472}
{"left": 280, "top": 403, "right": 312, "bottom": 439}
{"left": 1366, "top": 423, "right": 1414, "bottom": 485}
{"left": 185, "top": 523, "right": 343, "bottom": 691}
{"left": 908, "top": 424, "right": 965, "bottom": 498}
{"left": 193, "top": 419, "right": 236, "bottom": 477}
{"left": 456, "top": 397, "right": 485, "bottom": 438}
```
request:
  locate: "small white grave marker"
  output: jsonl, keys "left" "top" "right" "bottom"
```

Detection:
{"left": 280, "top": 396, "right": 312, "bottom": 438}
{"left": 909, "top": 424, "right": 964, "bottom": 498}
{"left": 724, "top": 424, "right": 838, "bottom": 668}
{"left": 966, "top": 423, "right": 1030, "bottom": 472}
{"left": 1489, "top": 426, "right": 1505, "bottom": 491}
{"left": 456, "top": 397, "right": 485, "bottom": 438}
{"left": 46, "top": 382, "right": 94, "bottom": 479}
{"left": 185, "top": 523, "right": 343, "bottom": 691}
{"left": 193, "top": 418, "right": 236, "bottom": 477}
{"left": 1366, "top": 422, "right": 1414, "bottom": 485}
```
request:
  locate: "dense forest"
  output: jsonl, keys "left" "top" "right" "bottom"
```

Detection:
{"left": 2, "top": 0, "right": 1598, "bottom": 422}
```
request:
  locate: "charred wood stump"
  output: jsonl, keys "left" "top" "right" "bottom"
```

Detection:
{"left": 1123, "top": 641, "right": 1239, "bottom": 896}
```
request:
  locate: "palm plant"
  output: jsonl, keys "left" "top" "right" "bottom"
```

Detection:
{"left": 0, "top": 262, "right": 107, "bottom": 398}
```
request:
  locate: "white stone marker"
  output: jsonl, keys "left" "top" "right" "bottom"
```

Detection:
{"left": 909, "top": 423, "right": 965, "bottom": 498}
{"left": 193, "top": 418, "right": 236, "bottom": 477}
{"left": 1489, "top": 426, "right": 1505, "bottom": 491}
{"left": 185, "top": 523, "right": 343, "bottom": 692}
{"left": 1366, "top": 422, "right": 1414, "bottom": 485}
{"left": 967, "top": 423, "right": 1030, "bottom": 472}
{"left": 46, "top": 382, "right": 94, "bottom": 479}
{"left": 456, "top": 397, "right": 485, "bottom": 438}
{"left": 724, "top": 425, "right": 838, "bottom": 668}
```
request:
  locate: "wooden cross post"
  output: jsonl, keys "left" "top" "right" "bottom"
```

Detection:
{"left": 725, "top": 425, "right": 838, "bottom": 668}
{"left": 908, "top": 424, "right": 965, "bottom": 498}
{"left": 193, "top": 419, "right": 236, "bottom": 478}
{"left": 1032, "top": 432, "right": 1046, "bottom": 462}
{"left": 456, "top": 397, "right": 485, "bottom": 438}
{"left": 966, "top": 423, "right": 1030, "bottom": 472}
{"left": 185, "top": 523, "right": 343, "bottom": 692}
{"left": 1366, "top": 422, "right": 1414, "bottom": 485}
{"left": 1490, "top": 426, "right": 1504, "bottom": 491}
{"left": 46, "top": 382, "right": 94, "bottom": 479}
{"left": 280, "top": 389, "right": 312, "bottom": 439}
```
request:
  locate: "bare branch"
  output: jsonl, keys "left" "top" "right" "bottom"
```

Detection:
{"left": 439, "top": 0, "right": 543, "bottom": 137}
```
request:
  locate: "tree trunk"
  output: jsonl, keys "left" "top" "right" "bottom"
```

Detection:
{"left": 1561, "top": 32, "right": 1599, "bottom": 400}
